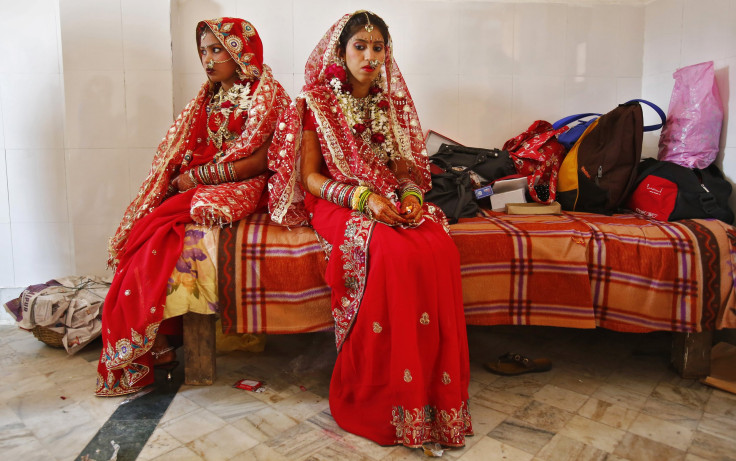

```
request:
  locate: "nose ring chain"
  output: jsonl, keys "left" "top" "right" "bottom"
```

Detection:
{"left": 206, "top": 57, "right": 233, "bottom": 70}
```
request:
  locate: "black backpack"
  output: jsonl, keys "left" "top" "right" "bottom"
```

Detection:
{"left": 626, "top": 158, "right": 734, "bottom": 224}
{"left": 425, "top": 144, "right": 516, "bottom": 222}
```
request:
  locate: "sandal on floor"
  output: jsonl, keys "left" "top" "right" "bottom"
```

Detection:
{"left": 484, "top": 352, "right": 552, "bottom": 376}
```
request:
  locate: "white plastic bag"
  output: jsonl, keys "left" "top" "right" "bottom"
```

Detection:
{"left": 658, "top": 61, "right": 724, "bottom": 169}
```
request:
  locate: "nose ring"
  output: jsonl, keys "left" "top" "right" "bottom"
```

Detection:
{"left": 206, "top": 59, "right": 215, "bottom": 70}
{"left": 369, "top": 59, "right": 380, "bottom": 68}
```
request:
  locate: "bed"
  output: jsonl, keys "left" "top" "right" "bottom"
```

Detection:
{"left": 167, "top": 211, "right": 736, "bottom": 385}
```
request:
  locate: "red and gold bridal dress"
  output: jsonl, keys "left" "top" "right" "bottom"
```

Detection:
{"left": 96, "top": 18, "right": 289, "bottom": 396}
{"left": 268, "top": 12, "right": 473, "bottom": 447}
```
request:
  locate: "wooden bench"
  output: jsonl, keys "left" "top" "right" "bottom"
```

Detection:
{"left": 176, "top": 212, "right": 736, "bottom": 385}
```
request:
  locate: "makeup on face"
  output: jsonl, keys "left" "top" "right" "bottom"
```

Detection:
{"left": 199, "top": 31, "right": 239, "bottom": 88}
{"left": 342, "top": 30, "right": 386, "bottom": 92}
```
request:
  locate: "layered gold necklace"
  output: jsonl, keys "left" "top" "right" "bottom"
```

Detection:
{"left": 206, "top": 82, "right": 253, "bottom": 154}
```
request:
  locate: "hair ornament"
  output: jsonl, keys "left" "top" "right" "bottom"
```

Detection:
{"left": 364, "top": 12, "right": 374, "bottom": 32}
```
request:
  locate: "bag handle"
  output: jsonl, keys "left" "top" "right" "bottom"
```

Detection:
{"left": 552, "top": 113, "right": 602, "bottom": 131}
{"left": 625, "top": 99, "right": 667, "bottom": 132}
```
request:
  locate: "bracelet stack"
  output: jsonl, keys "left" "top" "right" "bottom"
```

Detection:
{"left": 320, "top": 180, "right": 373, "bottom": 214}
{"left": 191, "top": 162, "right": 237, "bottom": 185}
{"left": 352, "top": 186, "right": 372, "bottom": 213}
{"left": 398, "top": 177, "right": 423, "bottom": 206}
{"left": 320, "top": 179, "right": 357, "bottom": 209}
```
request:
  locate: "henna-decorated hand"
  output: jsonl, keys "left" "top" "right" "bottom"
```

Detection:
{"left": 366, "top": 194, "right": 410, "bottom": 226}
{"left": 171, "top": 172, "right": 196, "bottom": 192}
{"left": 400, "top": 194, "right": 422, "bottom": 222}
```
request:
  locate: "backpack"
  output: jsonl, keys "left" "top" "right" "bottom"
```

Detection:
{"left": 626, "top": 158, "right": 734, "bottom": 224}
{"left": 557, "top": 100, "right": 666, "bottom": 213}
{"left": 425, "top": 144, "right": 516, "bottom": 222}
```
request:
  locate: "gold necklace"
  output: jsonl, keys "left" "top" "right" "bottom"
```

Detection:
{"left": 206, "top": 83, "right": 252, "bottom": 152}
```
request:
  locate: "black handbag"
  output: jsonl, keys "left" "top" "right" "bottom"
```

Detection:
{"left": 425, "top": 144, "right": 516, "bottom": 223}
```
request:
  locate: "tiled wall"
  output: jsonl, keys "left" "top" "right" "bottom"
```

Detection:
{"left": 60, "top": 0, "right": 173, "bottom": 281}
{"left": 0, "top": 0, "right": 734, "bottom": 307}
{"left": 0, "top": 0, "right": 67, "bottom": 301}
{"left": 642, "top": 0, "right": 736, "bottom": 211}
{"left": 0, "top": 0, "right": 173, "bottom": 311}
{"left": 173, "top": 0, "right": 646, "bottom": 150}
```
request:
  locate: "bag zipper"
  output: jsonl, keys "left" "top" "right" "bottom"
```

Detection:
{"left": 595, "top": 165, "right": 603, "bottom": 185}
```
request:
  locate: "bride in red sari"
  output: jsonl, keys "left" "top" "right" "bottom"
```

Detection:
{"left": 96, "top": 18, "right": 290, "bottom": 396}
{"left": 269, "top": 11, "right": 472, "bottom": 448}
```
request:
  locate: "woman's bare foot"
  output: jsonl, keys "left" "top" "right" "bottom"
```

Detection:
{"left": 151, "top": 334, "right": 177, "bottom": 365}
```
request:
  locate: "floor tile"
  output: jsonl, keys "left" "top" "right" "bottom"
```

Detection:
{"left": 456, "top": 435, "right": 533, "bottom": 461}
{"left": 686, "top": 430, "right": 736, "bottom": 461}
{"left": 650, "top": 379, "right": 711, "bottom": 411}
{"left": 160, "top": 408, "right": 227, "bottom": 445}
{"left": 2, "top": 325, "right": 736, "bottom": 460}
{"left": 137, "top": 427, "right": 183, "bottom": 460}
{"left": 640, "top": 395, "right": 703, "bottom": 430}
{"left": 513, "top": 400, "right": 574, "bottom": 432}
{"left": 534, "top": 384, "right": 589, "bottom": 412}
{"left": 627, "top": 412, "right": 694, "bottom": 451}
{"left": 150, "top": 445, "right": 202, "bottom": 460}
{"left": 590, "top": 383, "right": 648, "bottom": 412}
{"left": 612, "top": 432, "right": 687, "bottom": 461}
{"left": 186, "top": 424, "right": 259, "bottom": 459}
{"left": 265, "top": 421, "right": 337, "bottom": 459}
{"left": 535, "top": 433, "right": 608, "bottom": 461}
{"left": 696, "top": 412, "right": 736, "bottom": 442}
{"left": 488, "top": 417, "right": 555, "bottom": 455}
{"left": 558, "top": 415, "right": 626, "bottom": 453}
{"left": 576, "top": 398, "right": 639, "bottom": 431}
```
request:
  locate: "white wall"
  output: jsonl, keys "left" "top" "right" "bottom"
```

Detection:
{"left": 642, "top": 0, "right": 736, "bottom": 211}
{"left": 0, "top": 0, "right": 734, "bottom": 316}
{"left": 59, "top": 0, "right": 173, "bottom": 280}
{"left": 173, "top": 0, "right": 645, "bottom": 149}
{"left": 0, "top": 0, "right": 173, "bottom": 320}
{"left": 0, "top": 0, "right": 67, "bottom": 312}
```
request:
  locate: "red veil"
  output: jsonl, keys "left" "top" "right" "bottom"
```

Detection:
{"left": 108, "top": 18, "right": 290, "bottom": 268}
{"left": 268, "top": 13, "right": 431, "bottom": 227}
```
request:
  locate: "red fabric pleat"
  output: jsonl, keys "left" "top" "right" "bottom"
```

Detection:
{"left": 96, "top": 190, "right": 194, "bottom": 396}
{"left": 307, "top": 194, "right": 473, "bottom": 447}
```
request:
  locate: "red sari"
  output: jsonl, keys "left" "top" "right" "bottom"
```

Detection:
{"left": 268, "top": 12, "right": 472, "bottom": 447}
{"left": 97, "top": 18, "right": 290, "bottom": 396}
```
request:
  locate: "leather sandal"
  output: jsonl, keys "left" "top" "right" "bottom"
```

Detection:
{"left": 484, "top": 352, "right": 552, "bottom": 376}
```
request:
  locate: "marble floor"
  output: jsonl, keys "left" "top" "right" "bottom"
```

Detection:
{"left": 1, "top": 324, "right": 736, "bottom": 461}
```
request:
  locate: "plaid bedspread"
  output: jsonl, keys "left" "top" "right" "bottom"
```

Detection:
{"left": 217, "top": 212, "right": 736, "bottom": 334}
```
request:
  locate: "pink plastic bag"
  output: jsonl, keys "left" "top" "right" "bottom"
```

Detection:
{"left": 658, "top": 61, "right": 724, "bottom": 169}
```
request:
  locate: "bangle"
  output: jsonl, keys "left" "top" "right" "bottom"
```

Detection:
{"left": 188, "top": 169, "right": 198, "bottom": 187}
{"left": 357, "top": 189, "right": 372, "bottom": 214}
{"left": 351, "top": 186, "right": 368, "bottom": 210}
{"left": 320, "top": 179, "right": 358, "bottom": 209}
{"left": 399, "top": 178, "right": 423, "bottom": 207}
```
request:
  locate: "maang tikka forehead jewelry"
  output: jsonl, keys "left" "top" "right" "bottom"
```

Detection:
{"left": 364, "top": 12, "right": 374, "bottom": 33}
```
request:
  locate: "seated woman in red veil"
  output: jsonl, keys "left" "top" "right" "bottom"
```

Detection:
{"left": 268, "top": 11, "right": 473, "bottom": 448}
{"left": 96, "top": 18, "right": 290, "bottom": 397}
